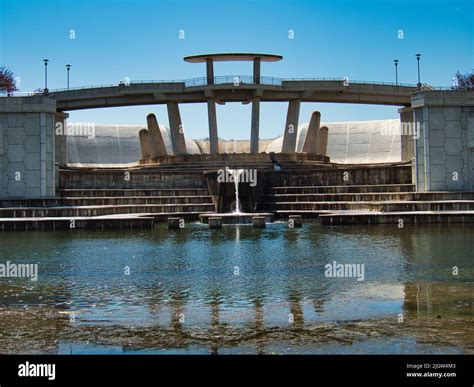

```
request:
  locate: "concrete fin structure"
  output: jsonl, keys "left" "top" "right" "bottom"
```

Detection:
{"left": 318, "top": 126, "right": 329, "bottom": 156}
{"left": 167, "top": 102, "right": 187, "bottom": 155}
{"left": 146, "top": 113, "right": 167, "bottom": 158}
{"left": 281, "top": 100, "right": 301, "bottom": 153}
{"left": 302, "top": 111, "right": 321, "bottom": 154}
{"left": 138, "top": 128, "right": 151, "bottom": 159}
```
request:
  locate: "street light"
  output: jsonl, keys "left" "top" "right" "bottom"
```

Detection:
{"left": 66, "top": 64, "right": 71, "bottom": 90}
{"left": 393, "top": 59, "right": 399, "bottom": 86}
{"left": 416, "top": 53, "right": 422, "bottom": 87}
{"left": 43, "top": 59, "right": 49, "bottom": 93}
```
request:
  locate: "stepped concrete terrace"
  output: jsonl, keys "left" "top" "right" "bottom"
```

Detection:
{"left": 259, "top": 161, "right": 474, "bottom": 224}
{"left": 1, "top": 157, "right": 474, "bottom": 229}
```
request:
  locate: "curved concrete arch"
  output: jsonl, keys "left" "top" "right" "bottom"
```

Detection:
{"left": 50, "top": 80, "right": 417, "bottom": 112}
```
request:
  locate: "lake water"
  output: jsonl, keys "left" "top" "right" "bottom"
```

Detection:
{"left": 0, "top": 222, "right": 472, "bottom": 354}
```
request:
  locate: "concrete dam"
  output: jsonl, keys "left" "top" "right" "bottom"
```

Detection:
{"left": 66, "top": 119, "right": 402, "bottom": 166}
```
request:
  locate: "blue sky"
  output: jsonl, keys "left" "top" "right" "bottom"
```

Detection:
{"left": 1, "top": 0, "right": 472, "bottom": 139}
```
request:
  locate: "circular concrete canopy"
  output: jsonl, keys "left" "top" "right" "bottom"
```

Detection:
{"left": 184, "top": 53, "right": 283, "bottom": 63}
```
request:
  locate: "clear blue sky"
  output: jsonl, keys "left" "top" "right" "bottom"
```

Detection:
{"left": 1, "top": 0, "right": 472, "bottom": 139}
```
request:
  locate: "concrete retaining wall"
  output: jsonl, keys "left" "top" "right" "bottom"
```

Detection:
{"left": 0, "top": 97, "right": 57, "bottom": 198}
{"left": 412, "top": 91, "right": 474, "bottom": 191}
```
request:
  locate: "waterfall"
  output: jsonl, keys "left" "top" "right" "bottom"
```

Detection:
{"left": 228, "top": 168, "right": 244, "bottom": 214}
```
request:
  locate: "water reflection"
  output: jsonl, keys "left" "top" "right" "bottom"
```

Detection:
{"left": 0, "top": 223, "right": 472, "bottom": 354}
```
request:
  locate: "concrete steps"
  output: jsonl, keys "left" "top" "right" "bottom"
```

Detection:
{"left": 320, "top": 211, "right": 474, "bottom": 225}
{"left": 0, "top": 215, "right": 155, "bottom": 231}
{"left": 0, "top": 203, "right": 216, "bottom": 218}
{"left": 59, "top": 188, "right": 210, "bottom": 197}
{"left": 263, "top": 181, "right": 474, "bottom": 225}
{"left": 263, "top": 200, "right": 474, "bottom": 212}
{"left": 0, "top": 186, "right": 217, "bottom": 228}
{"left": 1, "top": 195, "right": 214, "bottom": 207}
{"left": 262, "top": 192, "right": 474, "bottom": 202}
{"left": 265, "top": 184, "right": 415, "bottom": 194}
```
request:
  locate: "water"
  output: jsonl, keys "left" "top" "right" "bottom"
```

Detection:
{"left": 228, "top": 168, "right": 244, "bottom": 214}
{"left": 0, "top": 222, "right": 472, "bottom": 354}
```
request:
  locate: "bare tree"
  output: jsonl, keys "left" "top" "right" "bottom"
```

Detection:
{"left": 0, "top": 66, "right": 19, "bottom": 95}
{"left": 453, "top": 70, "right": 474, "bottom": 90}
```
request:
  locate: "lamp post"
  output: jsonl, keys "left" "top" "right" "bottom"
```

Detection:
{"left": 43, "top": 59, "right": 49, "bottom": 93}
{"left": 416, "top": 53, "right": 421, "bottom": 87}
{"left": 66, "top": 64, "right": 71, "bottom": 90}
{"left": 394, "top": 59, "right": 399, "bottom": 86}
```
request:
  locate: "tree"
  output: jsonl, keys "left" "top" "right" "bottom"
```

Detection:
{"left": 453, "top": 70, "right": 474, "bottom": 90}
{"left": 0, "top": 66, "right": 18, "bottom": 95}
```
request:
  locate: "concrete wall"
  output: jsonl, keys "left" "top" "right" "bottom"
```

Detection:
{"left": 412, "top": 91, "right": 474, "bottom": 191}
{"left": 67, "top": 124, "right": 201, "bottom": 166}
{"left": 67, "top": 119, "right": 406, "bottom": 165}
{"left": 0, "top": 97, "right": 57, "bottom": 198}
{"left": 267, "top": 119, "right": 403, "bottom": 163}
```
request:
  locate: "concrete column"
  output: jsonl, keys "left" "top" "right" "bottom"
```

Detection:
{"left": 54, "top": 112, "right": 69, "bottom": 167}
{"left": 422, "top": 108, "right": 431, "bottom": 192}
{"left": 289, "top": 215, "right": 303, "bottom": 228}
{"left": 302, "top": 111, "right": 321, "bottom": 154}
{"left": 167, "top": 102, "right": 187, "bottom": 155}
{"left": 318, "top": 126, "right": 329, "bottom": 156}
{"left": 40, "top": 113, "right": 47, "bottom": 197}
{"left": 399, "top": 107, "right": 415, "bottom": 161}
{"left": 281, "top": 100, "right": 301, "bottom": 153}
{"left": 208, "top": 217, "right": 222, "bottom": 229}
{"left": 168, "top": 217, "right": 183, "bottom": 230}
{"left": 207, "top": 99, "right": 219, "bottom": 154}
{"left": 253, "top": 58, "right": 261, "bottom": 84}
{"left": 138, "top": 129, "right": 150, "bottom": 159}
{"left": 252, "top": 216, "right": 266, "bottom": 228}
{"left": 250, "top": 98, "right": 260, "bottom": 154}
{"left": 206, "top": 58, "right": 214, "bottom": 85}
{"left": 147, "top": 113, "right": 167, "bottom": 158}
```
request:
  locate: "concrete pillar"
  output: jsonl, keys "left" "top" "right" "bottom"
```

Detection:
{"left": 168, "top": 217, "right": 183, "bottom": 230}
{"left": 208, "top": 217, "right": 222, "bottom": 229}
{"left": 167, "top": 102, "right": 187, "bottom": 155}
{"left": 207, "top": 99, "right": 219, "bottom": 154}
{"left": 289, "top": 215, "right": 303, "bottom": 228}
{"left": 318, "top": 126, "right": 329, "bottom": 156}
{"left": 399, "top": 107, "right": 415, "bottom": 161}
{"left": 281, "top": 100, "right": 301, "bottom": 153}
{"left": 302, "top": 111, "right": 321, "bottom": 154}
{"left": 250, "top": 98, "right": 260, "bottom": 154}
{"left": 252, "top": 216, "right": 266, "bottom": 228}
{"left": 206, "top": 58, "right": 214, "bottom": 85}
{"left": 146, "top": 113, "right": 167, "bottom": 158}
{"left": 253, "top": 58, "right": 261, "bottom": 84}
{"left": 138, "top": 129, "right": 150, "bottom": 159}
{"left": 54, "top": 112, "right": 69, "bottom": 167}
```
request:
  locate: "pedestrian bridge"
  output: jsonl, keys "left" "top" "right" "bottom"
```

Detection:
{"left": 49, "top": 77, "right": 420, "bottom": 111}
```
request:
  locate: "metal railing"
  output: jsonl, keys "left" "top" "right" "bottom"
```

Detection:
{"left": 0, "top": 76, "right": 456, "bottom": 96}
{"left": 46, "top": 76, "right": 423, "bottom": 93}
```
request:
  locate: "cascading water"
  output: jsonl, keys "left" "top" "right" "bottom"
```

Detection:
{"left": 228, "top": 168, "right": 244, "bottom": 214}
